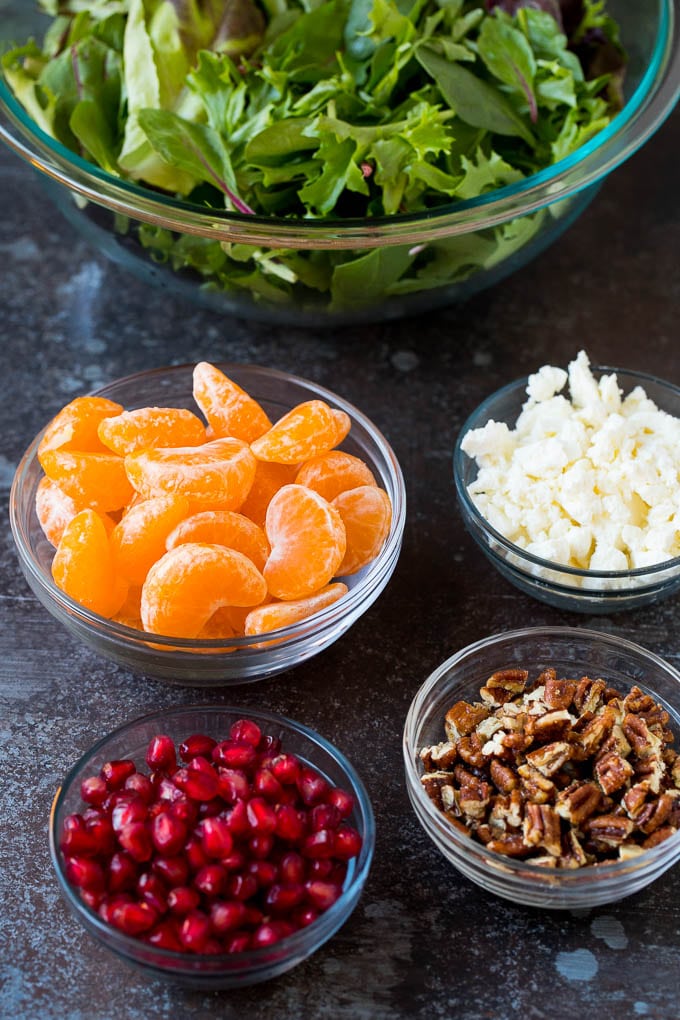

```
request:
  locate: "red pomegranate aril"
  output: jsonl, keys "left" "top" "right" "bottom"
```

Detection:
{"left": 60, "top": 814, "right": 98, "bottom": 857}
{"left": 224, "top": 799, "right": 250, "bottom": 838}
{"left": 80, "top": 888, "right": 104, "bottom": 910}
{"left": 124, "top": 772, "right": 155, "bottom": 804}
{"left": 243, "top": 904, "right": 264, "bottom": 927}
{"left": 99, "top": 893, "right": 133, "bottom": 925}
{"left": 101, "top": 759, "right": 136, "bottom": 791}
{"left": 257, "top": 733, "right": 282, "bottom": 757}
{"left": 251, "top": 920, "right": 291, "bottom": 948}
{"left": 217, "top": 767, "right": 250, "bottom": 803}
{"left": 310, "top": 803, "right": 341, "bottom": 832}
{"left": 265, "top": 882, "right": 305, "bottom": 913}
{"left": 225, "top": 872, "right": 258, "bottom": 902}
{"left": 212, "top": 739, "right": 257, "bottom": 770}
{"left": 64, "top": 855, "right": 105, "bottom": 891}
{"left": 306, "top": 858, "right": 334, "bottom": 879}
{"left": 169, "top": 796, "right": 199, "bottom": 828}
{"left": 226, "top": 931, "right": 251, "bottom": 954}
{"left": 167, "top": 885, "right": 200, "bottom": 917}
{"left": 152, "top": 854, "right": 189, "bottom": 888}
{"left": 111, "top": 899, "right": 159, "bottom": 935}
{"left": 296, "top": 766, "right": 330, "bottom": 806}
{"left": 274, "top": 804, "right": 306, "bottom": 843}
{"left": 328, "top": 787, "right": 355, "bottom": 819}
{"left": 146, "top": 919, "right": 183, "bottom": 951}
{"left": 301, "top": 828, "right": 336, "bottom": 859}
{"left": 118, "top": 821, "right": 153, "bottom": 862}
{"left": 193, "top": 863, "right": 228, "bottom": 898}
{"left": 146, "top": 734, "right": 176, "bottom": 772}
{"left": 173, "top": 766, "right": 219, "bottom": 802}
{"left": 279, "top": 851, "right": 305, "bottom": 885}
{"left": 230, "top": 718, "right": 262, "bottom": 748}
{"left": 157, "top": 776, "right": 183, "bottom": 802}
{"left": 179, "top": 733, "right": 217, "bottom": 761}
{"left": 85, "top": 813, "right": 115, "bottom": 855}
{"left": 248, "top": 833, "right": 275, "bottom": 860}
{"left": 184, "top": 835, "right": 209, "bottom": 873}
{"left": 179, "top": 909, "right": 212, "bottom": 952}
{"left": 304, "top": 879, "right": 343, "bottom": 911}
{"left": 247, "top": 859, "right": 277, "bottom": 888}
{"left": 328, "top": 861, "right": 348, "bottom": 886}
{"left": 200, "top": 816, "right": 234, "bottom": 859}
{"left": 80, "top": 775, "right": 108, "bottom": 806}
{"left": 150, "top": 811, "right": 187, "bottom": 856}
{"left": 209, "top": 899, "right": 246, "bottom": 934}
{"left": 112, "top": 796, "right": 147, "bottom": 833}
{"left": 137, "top": 872, "right": 168, "bottom": 915}
{"left": 246, "top": 796, "right": 277, "bottom": 835}
{"left": 333, "top": 824, "right": 363, "bottom": 860}
{"left": 253, "top": 767, "right": 283, "bottom": 801}
{"left": 291, "top": 904, "right": 319, "bottom": 928}
{"left": 222, "top": 848, "right": 247, "bottom": 872}
{"left": 108, "top": 851, "right": 139, "bottom": 893}
{"left": 203, "top": 937, "right": 223, "bottom": 955}
{"left": 270, "top": 753, "right": 301, "bottom": 786}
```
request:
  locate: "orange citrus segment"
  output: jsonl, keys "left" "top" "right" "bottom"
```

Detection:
{"left": 38, "top": 396, "right": 123, "bottom": 466}
{"left": 166, "top": 510, "right": 269, "bottom": 573}
{"left": 35, "top": 476, "right": 114, "bottom": 546}
{"left": 332, "top": 485, "right": 392, "bottom": 575}
{"left": 98, "top": 407, "right": 206, "bottom": 456}
{"left": 294, "top": 451, "right": 377, "bottom": 502}
{"left": 238, "top": 460, "right": 298, "bottom": 528}
{"left": 244, "top": 583, "right": 348, "bottom": 637}
{"left": 263, "top": 484, "right": 346, "bottom": 600}
{"left": 141, "top": 543, "right": 267, "bottom": 638}
{"left": 330, "top": 409, "right": 351, "bottom": 447}
{"left": 112, "top": 585, "right": 144, "bottom": 629}
{"left": 51, "top": 509, "right": 128, "bottom": 617}
{"left": 40, "top": 449, "right": 134, "bottom": 513}
{"left": 125, "top": 437, "right": 256, "bottom": 508}
{"left": 192, "top": 362, "right": 272, "bottom": 443}
{"left": 251, "top": 400, "right": 347, "bottom": 464}
{"left": 110, "top": 495, "right": 191, "bottom": 585}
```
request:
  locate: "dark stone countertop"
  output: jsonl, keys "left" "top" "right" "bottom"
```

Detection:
{"left": 2, "top": 105, "right": 680, "bottom": 1020}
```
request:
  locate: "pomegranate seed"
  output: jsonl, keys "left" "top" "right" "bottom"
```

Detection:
{"left": 306, "top": 858, "right": 334, "bottom": 879}
{"left": 213, "top": 740, "right": 258, "bottom": 771}
{"left": 80, "top": 888, "right": 104, "bottom": 910}
{"left": 173, "top": 766, "right": 219, "bottom": 802}
{"left": 151, "top": 811, "right": 187, "bottom": 856}
{"left": 222, "top": 849, "right": 247, "bottom": 872}
{"left": 265, "top": 882, "right": 305, "bottom": 913}
{"left": 310, "top": 804, "right": 341, "bottom": 832}
{"left": 270, "top": 753, "right": 301, "bottom": 786}
{"left": 200, "top": 816, "right": 234, "bottom": 859}
{"left": 146, "top": 919, "right": 183, "bottom": 951}
{"left": 253, "top": 767, "right": 283, "bottom": 801}
{"left": 167, "top": 885, "right": 200, "bottom": 916}
{"left": 249, "top": 833, "right": 275, "bottom": 860}
{"left": 247, "top": 859, "right": 277, "bottom": 888}
{"left": 301, "top": 828, "right": 336, "bottom": 859}
{"left": 225, "top": 872, "right": 258, "bottom": 901}
{"left": 60, "top": 814, "right": 98, "bottom": 857}
{"left": 257, "top": 733, "right": 282, "bottom": 757}
{"left": 279, "top": 851, "right": 305, "bottom": 885}
{"left": 328, "top": 787, "right": 355, "bottom": 818}
{"left": 329, "top": 861, "right": 348, "bottom": 885}
{"left": 305, "top": 879, "right": 342, "bottom": 910}
{"left": 157, "top": 776, "right": 183, "bottom": 802}
{"left": 229, "top": 718, "right": 262, "bottom": 747}
{"left": 111, "top": 796, "right": 147, "bottom": 833}
{"left": 226, "top": 931, "right": 251, "bottom": 953}
{"left": 246, "top": 796, "right": 277, "bottom": 834}
{"left": 101, "top": 759, "right": 136, "bottom": 791}
{"left": 179, "top": 733, "right": 217, "bottom": 761}
{"left": 184, "top": 836, "right": 209, "bottom": 873}
{"left": 146, "top": 735, "right": 177, "bottom": 772}
{"left": 193, "top": 863, "right": 227, "bottom": 898}
{"left": 124, "top": 772, "right": 154, "bottom": 804}
{"left": 64, "top": 855, "right": 105, "bottom": 891}
{"left": 251, "top": 921, "right": 290, "bottom": 947}
{"left": 111, "top": 899, "right": 158, "bottom": 935}
{"left": 99, "top": 893, "right": 133, "bottom": 925}
{"left": 217, "top": 767, "right": 250, "bottom": 803}
{"left": 137, "top": 873, "right": 168, "bottom": 915}
{"left": 84, "top": 812, "right": 115, "bottom": 855}
{"left": 209, "top": 899, "right": 246, "bottom": 934}
{"left": 297, "top": 766, "right": 330, "bottom": 806}
{"left": 243, "top": 904, "right": 264, "bottom": 927}
{"left": 291, "top": 904, "right": 319, "bottom": 928}
{"left": 108, "top": 851, "right": 139, "bottom": 893}
{"left": 117, "top": 821, "right": 153, "bottom": 862}
{"left": 188, "top": 754, "right": 216, "bottom": 777}
{"left": 274, "top": 804, "right": 306, "bottom": 843}
{"left": 203, "top": 938, "right": 223, "bottom": 954}
{"left": 334, "top": 824, "right": 363, "bottom": 860}
{"left": 179, "top": 910, "right": 211, "bottom": 952}
{"left": 169, "top": 797, "right": 199, "bottom": 828}
{"left": 224, "top": 799, "right": 250, "bottom": 837}
{"left": 80, "top": 775, "right": 108, "bottom": 806}
{"left": 152, "top": 855, "right": 189, "bottom": 888}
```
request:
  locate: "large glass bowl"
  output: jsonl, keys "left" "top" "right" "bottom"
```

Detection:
{"left": 453, "top": 367, "right": 680, "bottom": 613}
{"left": 0, "top": 1, "right": 678, "bottom": 325}
{"left": 9, "top": 362, "right": 406, "bottom": 684}
{"left": 49, "top": 704, "right": 375, "bottom": 989}
{"left": 403, "top": 626, "right": 680, "bottom": 910}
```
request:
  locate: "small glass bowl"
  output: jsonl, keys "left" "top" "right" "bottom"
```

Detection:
{"left": 10, "top": 363, "right": 405, "bottom": 684}
{"left": 49, "top": 704, "right": 375, "bottom": 989}
{"left": 403, "top": 626, "right": 680, "bottom": 910}
{"left": 453, "top": 367, "right": 680, "bottom": 613}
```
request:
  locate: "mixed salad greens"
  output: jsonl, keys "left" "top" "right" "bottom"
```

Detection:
{"left": 2, "top": 0, "right": 626, "bottom": 313}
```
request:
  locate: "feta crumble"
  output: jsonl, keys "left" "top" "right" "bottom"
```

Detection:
{"left": 461, "top": 351, "right": 680, "bottom": 578}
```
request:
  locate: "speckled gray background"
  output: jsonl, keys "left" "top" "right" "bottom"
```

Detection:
{"left": 2, "top": 99, "right": 680, "bottom": 1019}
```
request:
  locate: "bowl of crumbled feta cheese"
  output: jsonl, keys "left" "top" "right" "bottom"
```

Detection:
{"left": 453, "top": 351, "right": 680, "bottom": 612}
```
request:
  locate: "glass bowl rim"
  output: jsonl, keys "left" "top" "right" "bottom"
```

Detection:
{"left": 0, "top": 0, "right": 678, "bottom": 248}
{"left": 453, "top": 365, "right": 680, "bottom": 582}
{"left": 9, "top": 360, "right": 406, "bottom": 651}
{"left": 49, "top": 702, "right": 376, "bottom": 968}
{"left": 403, "top": 624, "right": 680, "bottom": 883}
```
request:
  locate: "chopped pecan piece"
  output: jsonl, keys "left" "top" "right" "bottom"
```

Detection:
{"left": 571, "top": 707, "right": 616, "bottom": 759}
{"left": 490, "top": 759, "right": 518, "bottom": 793}
{"left": 583, "top": 813, "right": 635, "bottom": 849}
{"left": 641, "top": 826, "right": 677, "bottom": 849}
{"left": 488, "top": 790, "right": 523, "bottom": 832}
{"left": 573, "top": 677, "right": 607, "bottom": 715}
{"left": 555, "top": 782, "right": 602, "bottom": 826}
{"left": 543, "top": 671, "right": 577, "bottom": 711}
{"left": 527, "top": 709, "right": 575, "bottom": 744}
{"left": 486, "top": 834, "right": 532, "bottom": 858}
{"left": 480, "top": 668, "right": 528, "bottom": 707}
{"left": 444, "top": 701, "right": 489, "bottom": 742}
{"left": 518, "top": 763, "right": 556, "bottom": 804}
{"left": 634, "top": 754, "right": 665, "bottom": 794}
{"left": 523, "top": 803, "right": 562, "bottom": 856}
{"left": 594, "top": 751, "right": 634, "bottom": 795}
{"left": 525, "top": 740, "right": 572, "bottom": 777}
{"left": 672, "top": 757, "right": 680, "bottom": 790}
{"left": 420, "top": 771, "right": 456, "bottom": 811}
{"left": 419, "top": 740, "right": 457, "bottom": 771}
{"left": 623, "top": 713, "right": 663, "bottom": 759}
{"left": 636, "top": 793, "right": 675, "bottom": 834}
{"left": 595, "top": 724, "right": 631, "bottom": 762}
{"left": 559, "top": 830, "right": 589, "bottom": 869}
{"left": 457, "top": 732, "right": 487, "bottom": 769}
{"left": 623, "top": 686, "right": 656, "bottom": 714}
{"left": 621, "top": 781, "right": 650, "bottom": 820}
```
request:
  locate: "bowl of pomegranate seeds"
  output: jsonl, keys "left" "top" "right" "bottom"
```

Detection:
{"left": 403, "top": 626, "right": 680, "bottom": 909}
{"left": 49, "top": 705, "right": 374, "bottom": 988}
{"left": 10, "top": 361, "right": 405, "bottom": 684}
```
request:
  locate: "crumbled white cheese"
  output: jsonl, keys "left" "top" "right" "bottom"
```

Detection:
{"left": 461, "top": 351, "right": 680, "bottom": 579}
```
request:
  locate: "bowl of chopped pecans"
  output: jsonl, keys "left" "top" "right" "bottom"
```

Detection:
{"left": 403, "top": 627, "right": 680, "bottom": 909}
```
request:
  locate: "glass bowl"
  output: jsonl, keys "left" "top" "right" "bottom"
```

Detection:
{"left": 0, "top": 1, "right": 678, "bottom": 325}
{"left": 9, "top": 362, "right": 405, "bottom": 684}
{"left": 453, "top": 367, "right": 680, "bottom": 613}
{"left": 403, "top": 626, "right": 680, "bottom": 910}
{"left": 49, "top": 704, "right": 375, "bottom": 989}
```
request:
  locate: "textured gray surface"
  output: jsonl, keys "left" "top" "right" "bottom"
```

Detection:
{"left": 2, "top": 105, "right": 680, "bottom": 1020}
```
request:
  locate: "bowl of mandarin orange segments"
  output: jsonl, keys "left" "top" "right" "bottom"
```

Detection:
{"left": 10, "top": 362, "right": 406, "bottom": 684}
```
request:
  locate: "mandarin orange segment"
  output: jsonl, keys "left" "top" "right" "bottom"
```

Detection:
{"left": 166, "top": 510, "right": 269, "bottom": 573}
{"left": 112, "top": 585, "right": 144, "bottom": 629}
{"left": 198, "top": 602, "right": 270, "bottom": 639}
{"left": 244, "top": 582, "right": 348, "bottom": 637}
{"left": 332, "top": 485, "right": 392, "bottom": 575}
{"left": 294, "top": 451, "right": 377, "bottom": 502}
{"left": 263, "top": 484, "right": 346, "bottom": 600}
{"left": 250, "top": 400, "right": 346, "bottom": 465}
{"left": 51, "top": 509, "right": 128, "bottom": 617}
{"left": 98, "top": 407, "right": 206, "bottom": 456}
{"left": 125, "top": 437, "right": 256, "bottom": 509}
{"left": 37, "top": 395, "right": 123, "bottom": 467}
{"left": 192, "top": 362, "right": 272, "bottom": 443}
{"left": 141, "top": 543, "right": 267, "bottom": 638}
{"left": 110, "top": 494, "right": 191, "bottom": 585}
{"left": 330, "top": 409, "right": 351, "bottom": 447}
{"left": 35, "top": 476, "right": 115, "bottom": 547}
{"left": 40, "top": 449, "right": 134, "bottom": 513}
{"left": 238, "top": 460, "right": 298, "bottom": 528}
